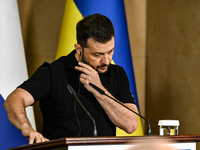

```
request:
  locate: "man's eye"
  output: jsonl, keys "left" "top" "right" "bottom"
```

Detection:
{"left": 108, "top": 50, "right": 114, "bottom": 54}
{"left": 94, "top": 54, "right": 101, "bottom": 57}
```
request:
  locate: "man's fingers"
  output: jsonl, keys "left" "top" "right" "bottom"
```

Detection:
{"left": 80, "top": 73, "right": 92, "bottom": 80}
{"left": 75, "top": 66, "right": 91, "bottom": 75}
{"left": 75, "top": 62, "right": 95, "bottom": 73}
{"left": 41, "top": 137, "right": 49, "bottom": 142}
{"left": 28, "top": 132, "right": 49, "bottom": 144}
{"left": 29, "top": 135, "right": 41, "bottom": 144}
{"left": 78, "top": 62, "right": 92, "bottom": 69}
{"left": 29, "top": 136, "right": 35, "bottom": 144}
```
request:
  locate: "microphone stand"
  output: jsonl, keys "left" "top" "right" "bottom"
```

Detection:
{"left": 67, "top": 84, "right": 98, "bottom": 137}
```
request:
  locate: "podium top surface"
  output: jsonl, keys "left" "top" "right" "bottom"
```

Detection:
{"left": 8, "top": 135, "right": 200, "bottom": 150}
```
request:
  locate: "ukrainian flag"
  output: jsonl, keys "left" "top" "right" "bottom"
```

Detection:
{"left": 56, "top": 0, "right": 143, "bottom": 136}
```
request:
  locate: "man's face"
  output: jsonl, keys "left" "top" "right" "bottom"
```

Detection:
{"left": 81, "top": 37, "right": 115, "bottom": 74}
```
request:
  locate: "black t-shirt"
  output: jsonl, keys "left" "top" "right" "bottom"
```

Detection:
{"left": 19, "top": 50, "right": 135, "bottom": 140}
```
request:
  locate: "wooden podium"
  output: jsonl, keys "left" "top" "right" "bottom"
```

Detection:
{"left": 8, "top": 135, "right": 200, "bottom": 150}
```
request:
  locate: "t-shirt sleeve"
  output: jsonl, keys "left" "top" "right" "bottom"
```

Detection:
{"left": 116, "top": 68, "right": 136, "bottom": 105}
{"left": 18, "top": 62, "right": 51, "bottom": 102}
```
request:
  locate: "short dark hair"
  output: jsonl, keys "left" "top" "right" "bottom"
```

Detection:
{"left": 76, "top": 13, "right": 115, "bottom": 48}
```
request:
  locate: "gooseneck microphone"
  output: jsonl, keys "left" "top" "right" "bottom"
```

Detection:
{"left": 67, "top": 84, "right": 98, "bottom": 137}
{"left": 89, "top": 83, "right": 152, "bottom": 136}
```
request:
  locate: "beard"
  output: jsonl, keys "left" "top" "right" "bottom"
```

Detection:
{"left": 81, "top": 52, "right": 110, "bottom": 74}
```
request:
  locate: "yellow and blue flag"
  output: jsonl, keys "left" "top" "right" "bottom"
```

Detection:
{"left": 56, "top": 0, "right": 143, "bottom": 136}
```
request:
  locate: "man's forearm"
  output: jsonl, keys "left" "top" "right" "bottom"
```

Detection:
{"left": 4, "top": 92, "right": 49, "bottom": 144}
{"left": 93, "top": 89, "right": 138, "bottom": 134}
{"left": 4, "top": 93, "right": 32, "bottom": 131}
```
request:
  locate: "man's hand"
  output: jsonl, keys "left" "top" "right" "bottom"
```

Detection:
{"left": 21, "top": 123, "right": 49, "bottom": 144}
{"left": 75, "top": 62, "right": 104, "bottom": 93}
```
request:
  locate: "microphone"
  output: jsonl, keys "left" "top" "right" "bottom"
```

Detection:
{"left": 67, "top": 84, "right": 98, "bottom": 137}
{"left": 89, "top": 82, "right": 152, "bottom": 135}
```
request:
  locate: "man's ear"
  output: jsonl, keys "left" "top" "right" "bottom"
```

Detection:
{"left": 74, "top": 44, "right": 82, "bottom": 55}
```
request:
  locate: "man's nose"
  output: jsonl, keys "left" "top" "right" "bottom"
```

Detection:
{"left": 101, "top": 54, "right": 110, "bottom": 65}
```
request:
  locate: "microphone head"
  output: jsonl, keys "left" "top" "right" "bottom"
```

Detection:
{"left": 67, "top": 84, "right": 77, "bottom": 97}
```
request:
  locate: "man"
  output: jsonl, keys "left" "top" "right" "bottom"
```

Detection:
{"left": 4, "top": 13, "right": 138, "bottom": 144}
